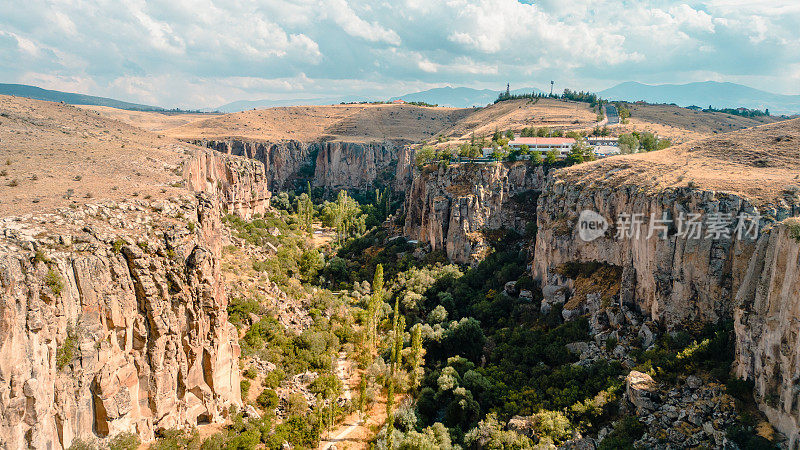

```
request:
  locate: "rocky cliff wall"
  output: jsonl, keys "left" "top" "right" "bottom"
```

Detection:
{"left": 403, "top": 161, "right": 545, "bottom": 264}
{"left": 532, "top": 175, "right": 800, "bottom": 442}
{"left": 313, "top": 141, "right": 400, "bottom": 192}
{"left": 195, "top": 139, "right": 312, "bottom": 192}
{"left": 734, "top": 221, "right": 800, "bottom": 446}
{"left": 394, "top": 146, "right": 415, "bottom": 194}
{"left": 184, "top": 149, "right": 270, "bottom": 219}
{"left": 532, "top": 180, "right": 772, "bottom": 327}
{"left": 0, "top": 149, "right": 267, "bottom": 449}
{"left": 194, "top": 139, "right": 402, "bottom": 194}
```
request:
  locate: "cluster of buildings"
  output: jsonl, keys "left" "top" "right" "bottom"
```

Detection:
{"left": 480, "top": 136, "right": 621, "bottom": 159}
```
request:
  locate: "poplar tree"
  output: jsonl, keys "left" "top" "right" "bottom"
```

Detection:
{"left": 368, "top": 264, "right": 384, "bottom": 353}
{"left": 409, "top": 324, "right": 424, "bottom": 391}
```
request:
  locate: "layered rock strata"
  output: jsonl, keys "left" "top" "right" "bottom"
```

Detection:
{"left": 0, "top": 149, "right": 267, "bottom": 448}
{"left": 403, "top": 161, "right": 545, "bottom": 264}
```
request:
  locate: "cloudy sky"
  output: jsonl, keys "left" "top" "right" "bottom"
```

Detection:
{"left": 1, "top": 0, "right": 798, "bottom": 108}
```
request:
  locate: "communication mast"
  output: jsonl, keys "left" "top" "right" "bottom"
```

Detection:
{"left": 550, "top": 80, "right": 554, "bottom": 96}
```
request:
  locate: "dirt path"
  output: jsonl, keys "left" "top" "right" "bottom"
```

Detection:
{"left": 318, "top": 353, "right": 396, "bottom": 450}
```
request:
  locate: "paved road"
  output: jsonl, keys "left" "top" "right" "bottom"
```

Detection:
{"left": 604, "top": 104, "right": 619, "bottom": 125}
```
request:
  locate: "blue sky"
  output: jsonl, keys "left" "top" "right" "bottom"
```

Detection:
{"left": 0, "top": 0, "right": 798, "bottom": 108}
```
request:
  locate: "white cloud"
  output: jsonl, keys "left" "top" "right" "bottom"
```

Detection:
{"left": 0, "top": 0, "right": 798, "bottom": 106}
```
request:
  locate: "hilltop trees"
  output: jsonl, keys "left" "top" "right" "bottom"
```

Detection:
{"left": 415, "top": 145, "right": 436, "bottom": 168}
{"left": 618, "top": 132, "right": 671, "bottom": 154}
{"left": 566, "top": 139, "right": 596, "bottom": 165}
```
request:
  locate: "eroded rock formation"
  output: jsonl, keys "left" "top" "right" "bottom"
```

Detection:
{"left": 0, "top": 149, "right": 267, "bottom": 449}
{"left": 403, "top": 161, "right": 544, "bottom": 264}
{"left": 734, "top": 221, "right": 800, "bottom": 445}
{"left": 195, "top": 139, "right": 402, "bottom": 194}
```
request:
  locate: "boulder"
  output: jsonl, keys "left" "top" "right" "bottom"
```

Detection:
{"left": 626, "top": 371, "right": 659, "bottom": 414}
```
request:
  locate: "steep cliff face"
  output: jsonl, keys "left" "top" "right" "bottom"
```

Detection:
{"left": 393, "top": 146, "right": 415, "bottom": 194}
{"left": 532, "top": 175, "right": 800, "bottom": 442}
{"left": 195, "top": 139, "right": 402, "bottom": 193}
{"left": 313, "top": 141, "right": 399, "bottom": 191}
{"left": 734, "top": 221, "right": 800, "bottom": 445}
{"left": 532, "top": 180, "right": 769, "bottom": 327}
{"left": 184, "top": 149, "right": 271, "bottom": 219}
{"left": 0, "top": 149, "right": 267, "bottom": 449}
{"left": 403, "top": 161, "right": 545, "bottom": 264}
{"left": 195, "top": 139, "right": 313, "bottom": 192}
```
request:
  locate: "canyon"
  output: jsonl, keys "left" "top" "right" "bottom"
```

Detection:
{"left": 398, "top": 118, "right": 800, "bottom": 444}
{"left": 2, "top": 94, "right": 800, "bottom": 447}
{"left": 0, "top": 97, "right": 268, "bottom": 448}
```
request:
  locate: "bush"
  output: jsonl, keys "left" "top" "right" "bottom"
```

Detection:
{"left": 240, "top": 380, "right": 251, "bottom": 399}
{"left": 256, "top": 388, "right": 279, "bottom": 410}
{"left": 726, "top": 424, "right": 775, "bottom": 449}
{"left": 787, "top": 218, "right": 800, "bottom": 242}
{"left": 67, "top": 439, "right": 98, "bottom": 450}
{"left": 56, "top": 324, "right": 80, "bottom": 370}
{"left": 151, "top": 428, "right": 201, "bottom": 450}
{"left": 598, "top": 416, "right": 645, "bottom": 450}
{"left": 108, "top": 432, "right": 141, "bottom": 450}
{"left": 45, "top": 269, "right": 64, "bottom": 295}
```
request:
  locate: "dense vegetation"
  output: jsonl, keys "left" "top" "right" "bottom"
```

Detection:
{"left": 136, "top": 178, "right": 770, "bottom": 449}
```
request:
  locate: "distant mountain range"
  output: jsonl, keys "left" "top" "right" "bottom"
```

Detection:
{"left": 599, "top": 81, "right": 800, "bottom": 115}
{"left": 5, "top": 81, "right": 798, "bottom": 116}
{"left": 212, "top": 96, "right": 371, "bottom": 113}
{"left": 0, "top": 83, "right": 164, "bottom": 111}
{"left": 389, "top": 86, "right": 545, "bottom": 108}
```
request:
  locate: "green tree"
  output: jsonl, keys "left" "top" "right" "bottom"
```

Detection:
{"left": 492, "top": 128, "right": 503, "bottom": 142}
{"left": 409, "top": 324, "right": 425, "bottom": 391}
{"left": 545, "top": 149, "right": 559, "bottom": 164}
{"left": 505, "top": 130, "right": 515, "bottom": 140}
{"left": 368, "top": 264, "right": 384, "bottom": 353}
{"left": 415, "top": 146, "right": 436, "bottom": 169}
{"left": 618, "top": 133, "right": 639, "bottom": 154}
{"left": 530, "top": 150, "right": 543, "bottom": 165}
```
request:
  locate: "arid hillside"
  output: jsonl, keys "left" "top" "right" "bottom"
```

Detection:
{"left": 558, "top": 117, "right": 800, "bottom": 205}
{"left": 165, "top": 103, "right": 472, "bottom": 143}
{"left": 77, "top": 105, "right": 222, "bottom": 132}
{"left": 0, "top": 95, "right": 195, "bottom": 216}
{"left": 618, "top": 102, "right": 786, "bottom": 144}
{"left": 437, "top": 97, "right": 600, "bottom": 140}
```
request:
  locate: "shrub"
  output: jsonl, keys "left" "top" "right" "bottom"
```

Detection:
{"left": 45, "top": 269, "right": 64, "bottom": 295}
{"left": 112, "top": 239, "right": 125, "bottom": 253}
{"left": 151, "top": 428, "right": 200, "bottom": 450}
{"left": 8, "top": 179, "right": 18, "bottom": 187}
{"left": 726, "top": 424, "right": 775, "bottom": 449}
{"left": 243, "top": 367, "right": 258, "bottom": 379}
{"left": 256, "top": 388, "right": 279, "bottom": 410}
{"left": 33, "top": 250, "right": 52, "bottom": 264}
{"left": 787, "top": 218, "right": 800, "bottom": 243}
{"left": 598, "top": 416, "right": 646, "bottom": 450}
{"left": 108, "top": 432, "right": 141, "bottom": 450}
{"left": 240, "top": 380, "right": 251, "bottom": 399}
{"left": 67, "top": 439, "right": 98, "bottom": 450}
{"left": 56, "top": 324, "right": 80, "bottom": 370}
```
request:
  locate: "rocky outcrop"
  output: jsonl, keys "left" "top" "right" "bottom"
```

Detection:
{"left": 314, "top": 141, "right": 400, "bottom": 191}
{"left": 733, "top": 220, "right": 800, "bottom": 446}
{"left": 403, "top": 161, "right": 544, "bottom": 264}
{"left": 394, "top": 146, "right": 415, "bottom": 194}
{"left": 0, "top": 149, "right": 267, "bottom": 449}
{"left": 184, "top": 149, "right": 270, "bottom": 219}
{"left": 532, "top": 181, "right": 780, "bottom": 327}
{"left": 195, "top": 139, "right": 313, "bottom": 192}
{"left": 195, "top": 139, "right": 402, "bottom": 194}
{"left": 532, "top": 175, "right": 800, "bottom": 442}
{"left": 626, "top": 371, "right": 658, "bottom": 414}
